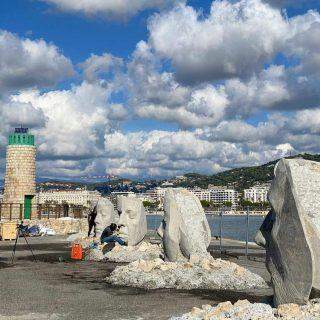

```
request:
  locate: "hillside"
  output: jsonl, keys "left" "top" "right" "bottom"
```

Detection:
{"left": 24, "top": 153, "right": 320, "bottom": 195}
{"left": 173, "top": 153, "right": 320, "bottom": 190}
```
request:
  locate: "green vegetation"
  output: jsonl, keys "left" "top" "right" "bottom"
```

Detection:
{"left": 173, "top": 153, "right": 320, "bottom": 190}
{"left": 223, "top": 201, "right": 233, "bottom": 207}
{"left": 143, "top": 200, "right": 160, "bottom": 210}
{"left": 200, "top": 200, "right": 211, "bottom": 208}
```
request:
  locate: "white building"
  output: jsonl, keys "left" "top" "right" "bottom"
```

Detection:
{"left": 111, "top": 191, "right": 136, "bottom": 198}
{"left": 189, "top": 188, "right": 211, "bottom": 202}
{"left": 145, "top": 187, "right": 167, "bottom": 203}
{"left": 135, "top": 193, "right": 154, "bottom": 202}
{"left": 209, "top": 187, "right": 238, "bottom": 206}
{"left": 37, "top": 189, "right": 101, "bottom": 207}
{"left": 244, "top": 186, "right": 269, "bottom": 203}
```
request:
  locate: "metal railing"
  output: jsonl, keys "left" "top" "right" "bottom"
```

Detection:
{"left": 0, "top": 203, "right": 88, "bottom": 221}
{"left": 146, "top": 206, "right": 267, "bottom": 259}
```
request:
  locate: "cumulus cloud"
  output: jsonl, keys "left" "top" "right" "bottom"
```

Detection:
{"left": 39, "top": 0, "right": 183, "bottom": 20}
{"left": 148, "top": 0, "right": 288, "bottom": 83}
{"left": 0, "top": 30, "right": 74, "bottom": 93}
{"left": 8, "top": 81, "right": 127, "bottom": 160}
{"left": 0, "top": 101, "right": 46, "bottom": 128}
{"left": 124, "top": 4, "right": 320, "bottom": 128}
{"left": 79, "top": 53, "right": 123, "bottom": 82}
{"left": 102, "top": 127, "right": 300, "bottom": 178}
{"left": 2, "top": 1, "right": 320, "bottom": 180}
{"left": 126, "top": 41, "right": 229, "bottom": 128}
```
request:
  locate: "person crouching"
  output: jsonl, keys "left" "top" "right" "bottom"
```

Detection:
{"left": 100, "top": 223, "right": 127, "bottom": 246}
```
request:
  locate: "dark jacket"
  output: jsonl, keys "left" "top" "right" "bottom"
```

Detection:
{"left": 100, "top": 226, "right": 114, "bottom": 240}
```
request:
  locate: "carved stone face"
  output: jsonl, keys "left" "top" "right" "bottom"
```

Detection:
{"left": 256, "top": 159, "right": 320, "bottom": 306}
{"left": 117, "top": 196, "right": 147, "bottom": 246}
{"left": 159, "top": 188, "right": 211, "bottom": 262}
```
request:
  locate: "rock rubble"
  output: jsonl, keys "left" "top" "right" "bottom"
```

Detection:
{"left": 106, "top": 257, "right": 268, "bottom": 291}
{"left": 105, "top": 241, "right": 163, "bottom": 263}
{"left": 170, "top": 298, "right": 320, "bottom": 320}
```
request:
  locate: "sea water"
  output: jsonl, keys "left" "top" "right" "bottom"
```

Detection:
{"left": 146, "top": 214, "right": 265, "bottom": 242}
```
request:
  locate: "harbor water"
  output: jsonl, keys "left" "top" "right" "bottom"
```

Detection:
{"left": 147, "top": 214, "right": 265, "bottom": 242}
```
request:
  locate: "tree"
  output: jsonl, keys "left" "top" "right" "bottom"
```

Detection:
{"left": 143, "top": 200, "right": 160, "bottom": 210}
{"left": 240, "top": 199, "right": 254, "bottom": 207}
{"left": 200, "top": 200, "right": 210, "bottom": 208}
{"left": 143, "top": 201, "right": 153, "bottom": 208}
{"left": 223, "top": 201, "right": 233, "bottom": 207}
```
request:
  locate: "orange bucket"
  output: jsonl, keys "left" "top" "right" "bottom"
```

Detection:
{"left": 71, "top": 243, "right": 83, "bottom": 260}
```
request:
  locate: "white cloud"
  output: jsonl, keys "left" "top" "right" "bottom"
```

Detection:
{"left": 0, "top": 30, "right": 73, "bottom": 92}
{"left": 39, "top": 0, "right": 183, "bottom": 20}
{"left": 8, "top": 81, "right": 127, "bottom": 160}
{"left": 148, "top": 0, "right": 288, "bottom": 83}
{"left": 79, "top": 53, "right": 123, "bottom": 82}
{"left": 0, "top": 101, "right": 46, "bottom": 128}
{"left": 126, "top": 41, "right": 229, "bottom": 128}
{"left": 2, "top": 1, "right": 320, "bottom": 180}
{"left": 102, "top": 127, "right": 301, "bottom": 178}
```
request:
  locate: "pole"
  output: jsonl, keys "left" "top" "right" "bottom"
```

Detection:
{"left": 220, "top": 206, "right": 223, "bottom": 255}
{"left": 245, "top": 206, "right": 250, "bottom": 259}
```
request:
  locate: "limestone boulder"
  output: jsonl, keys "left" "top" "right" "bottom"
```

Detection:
{"left": 117, "top": 196, "right": 147, "bottom": 246}
{"left": 160, "top": 188, "right": 211, "bottom": 262}
{"left": 94, "top": 198, "right": 119, "bottom": 238}
{"left": 256, "top": 158, "right": 320, "bottom": 306}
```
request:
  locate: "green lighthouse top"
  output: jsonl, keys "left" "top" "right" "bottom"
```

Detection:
{"left": 8, "top": 127, "right": 35, "bottom": 146}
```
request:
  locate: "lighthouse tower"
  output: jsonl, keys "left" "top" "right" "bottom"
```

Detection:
{"left": 3, "top": 128, "right": 36, "bottom": 219}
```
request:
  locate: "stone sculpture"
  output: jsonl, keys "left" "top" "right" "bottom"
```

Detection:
{"left": 256, "top": 158, "right": 320, "bottom": 306}
{"left": 117, "top": 196, "right": 147, "bottom": 246}
{"left": 94, "top": 198, "right": 119, "bottom": 238}
{"left": 159, "top": 188, "right": 211, "bottom": 262}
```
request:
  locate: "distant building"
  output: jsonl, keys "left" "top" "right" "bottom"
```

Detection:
{"left": 189, "top": 188, "right": 210, "bottom": 202}
{"left": 244, "top": 185, "right": 269, "bottom": 203}
{"left": 135, "top": 194, "right": 154, "bottom": 202}
{"left": 111, "top": 191, "right": 136, "bottom": 198}
{"left": 208, "top": 186, "right": 238, "bottom": 206}
{"left": 161, "top": 181, "right": 174, "bottom": 187}
{"left": 37, "top": 189, "right": 101, "bottom": 207}
{"left": 145, "top": 187, "right": 167, "bottom": 203}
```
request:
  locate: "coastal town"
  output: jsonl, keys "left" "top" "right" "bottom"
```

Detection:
{"left": 1, "top": 0, "right": 320, "bottom": 319}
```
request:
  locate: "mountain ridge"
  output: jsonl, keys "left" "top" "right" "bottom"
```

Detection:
{"left": 172, "top": 153, "right": 320, "bottom": 190}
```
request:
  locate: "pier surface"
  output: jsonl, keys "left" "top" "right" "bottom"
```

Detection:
{"left": 0, "top": 236, "right": 272, "bottom": 320}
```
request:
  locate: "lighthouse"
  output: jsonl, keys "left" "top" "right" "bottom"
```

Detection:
{"left": 3, "top": 128, "right": 36, "bottom": 219}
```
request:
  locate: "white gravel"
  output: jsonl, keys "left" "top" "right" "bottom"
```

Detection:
{"left": 106, "top": 257, "right": 268, "bottom": 291}
{"left": 105, "top": 242, "right": 163, "bottom": 263}
{"left": 170, "top": 299, "right": 320, "bottom": 320}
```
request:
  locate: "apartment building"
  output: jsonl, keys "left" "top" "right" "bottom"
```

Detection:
{"left": 189, "top": 188, "right": 211, "bottom": 201}
{"left": 37, "top": 189, "right": 101, "bottom": 207}
{"left": 208, "top": 186, "right": 238, "bottom": 205}
{"left": 244, "top": 185, "right": 269, "bottom": 203}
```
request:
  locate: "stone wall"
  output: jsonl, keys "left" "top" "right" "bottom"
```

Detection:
{"left": 27, "top": 218, "right": 88, "bottom": 235}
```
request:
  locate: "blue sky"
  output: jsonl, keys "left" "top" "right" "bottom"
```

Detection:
{"left": 0, "top": 0, "right": 320, "bottom": 179}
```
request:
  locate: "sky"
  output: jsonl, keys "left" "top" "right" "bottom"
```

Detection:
{"left": 0, "top": 0, "right": 320, "bottom": 180}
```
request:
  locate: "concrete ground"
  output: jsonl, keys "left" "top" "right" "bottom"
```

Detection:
{"left": 0, "top": 236, "right": 272, "bottom": 320}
